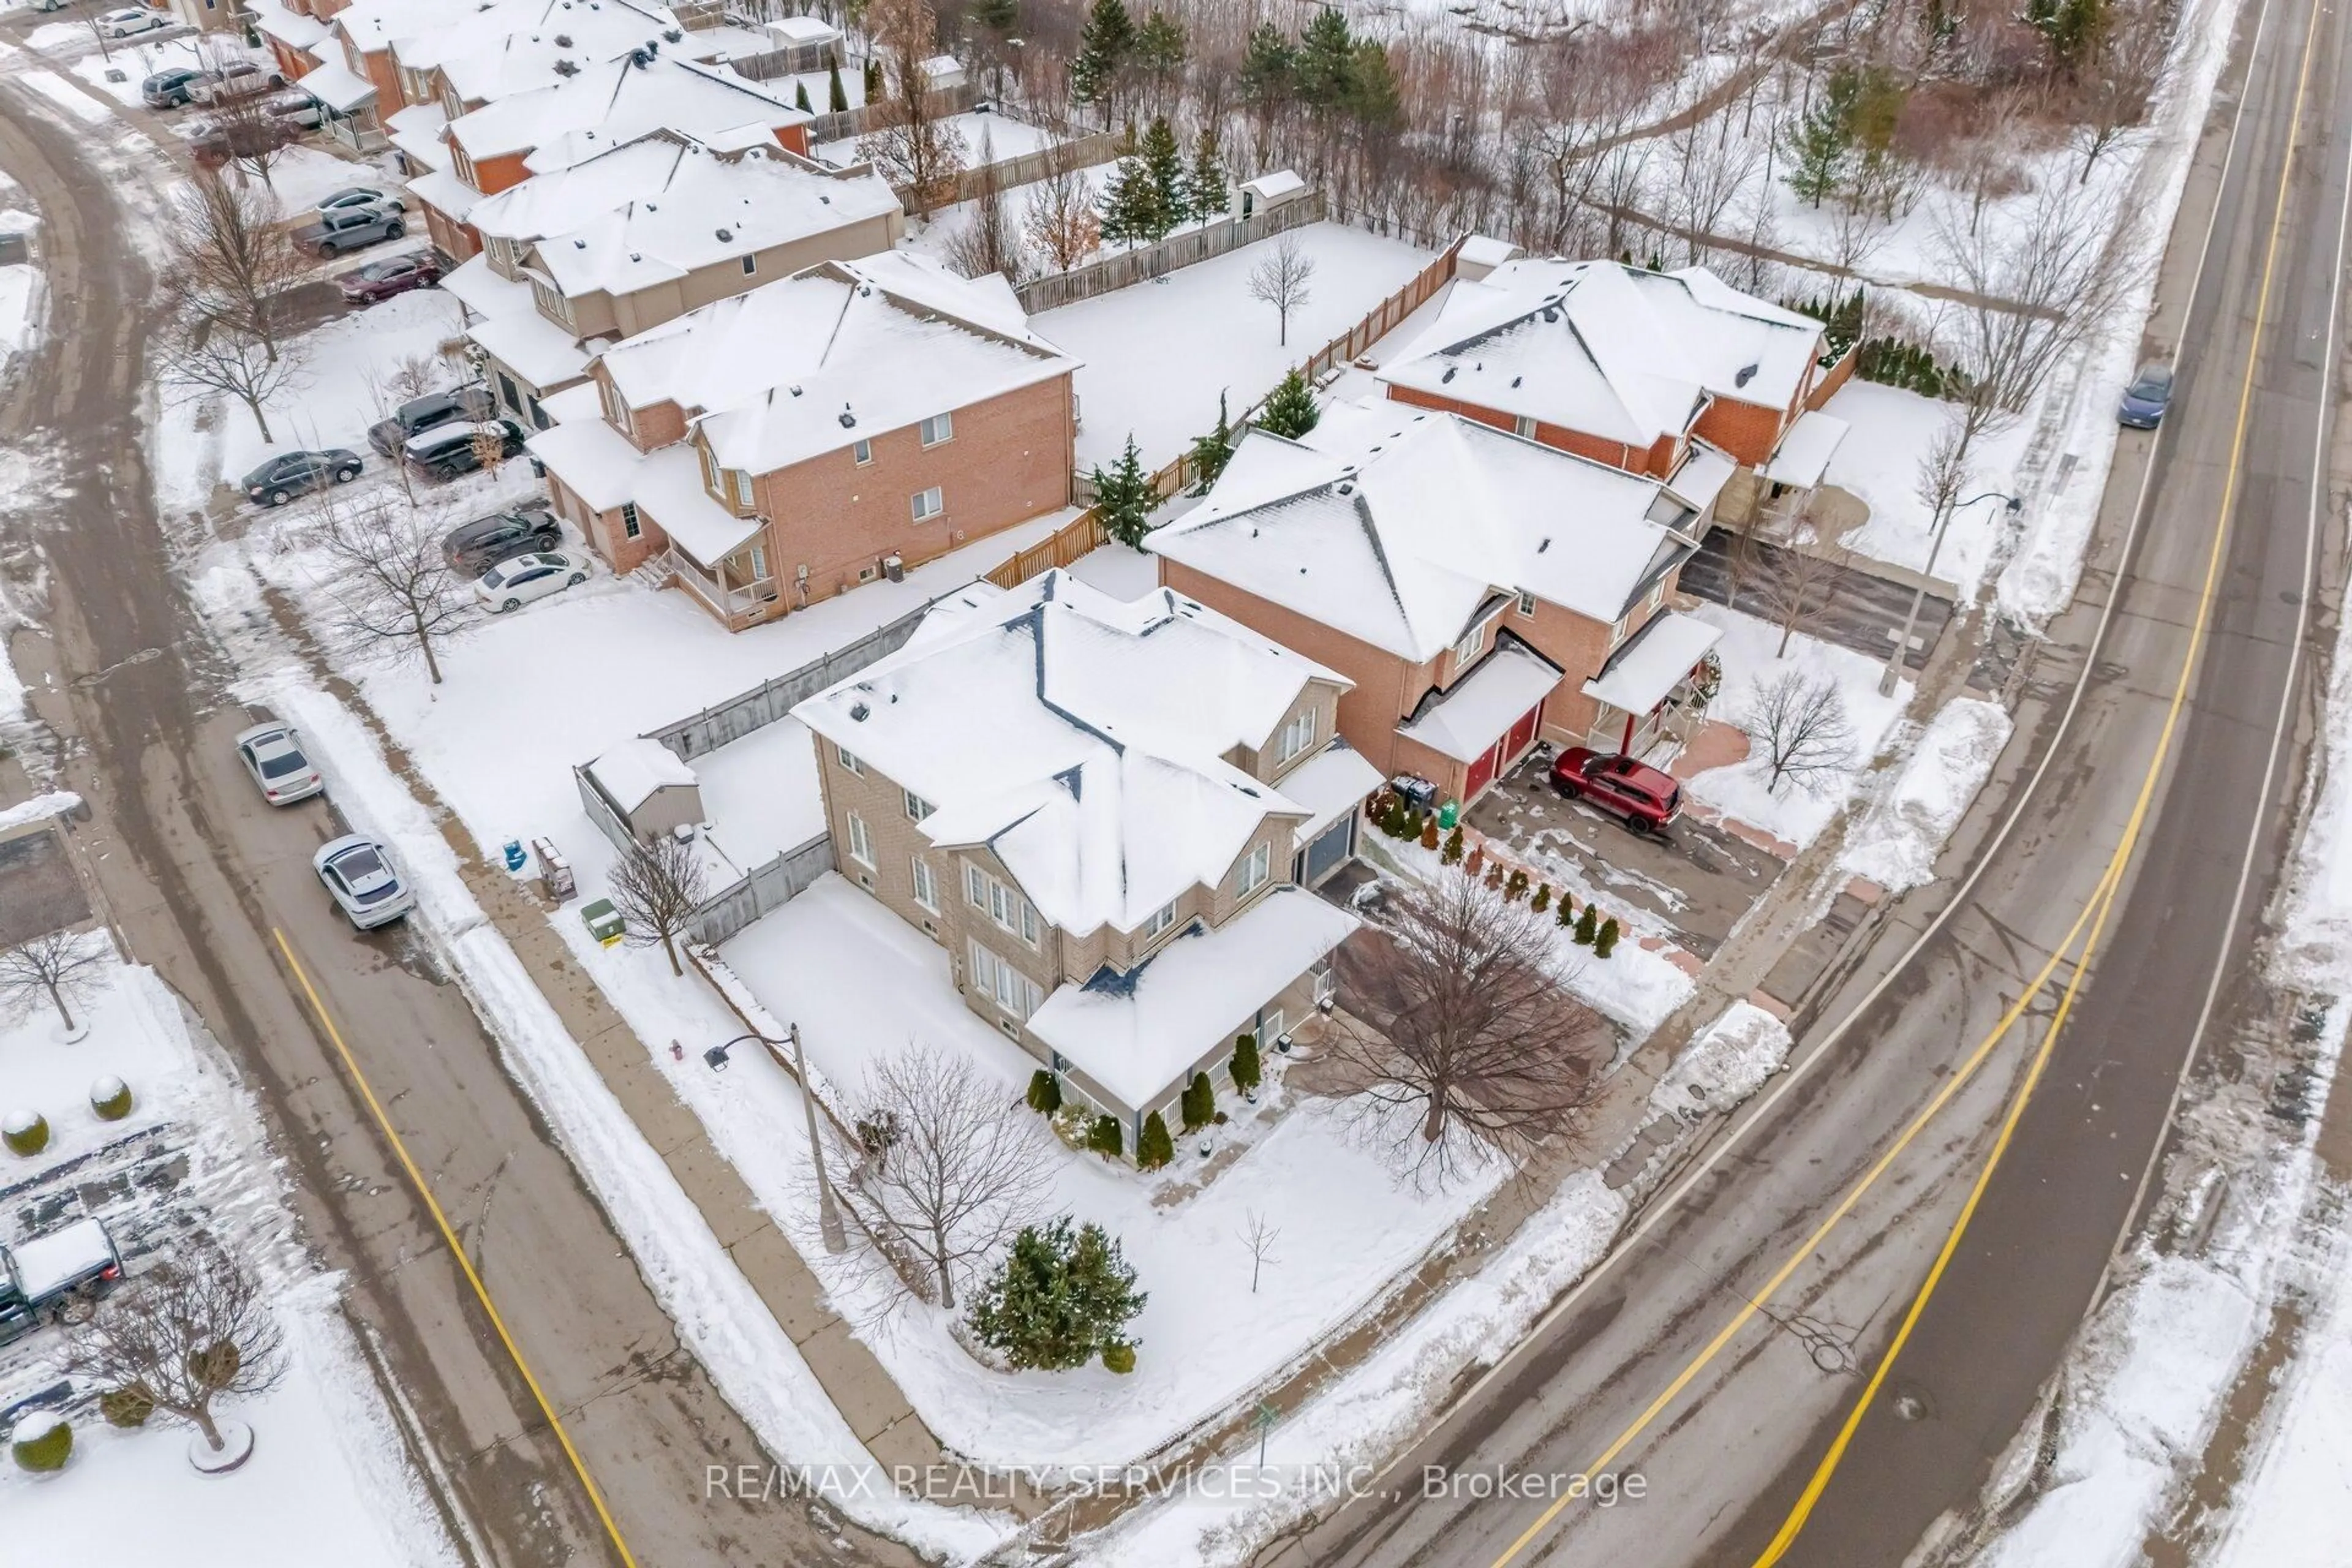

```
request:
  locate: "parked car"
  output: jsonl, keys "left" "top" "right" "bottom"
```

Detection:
{"left": 260, "top": 90, "right": 326, "bottom": 130}
{"left": 475, "top": 551, "right": 587, "bottom": 613}
{"left": 233, "top": 721, "right": 323, "bottom": 805}
{"left": 2117, "top": 363, "right": 2174, "bottom": 429}
{"left": 1550, "top": 748, "right": 1683, "bottom": 834}
{"left": 312, "top": 835, "right": 415, "bottom": 929}
{"left": 0, "top": 1219, "right": 124, "bottom": 1346}
{"left": 141, "top": 66, "right": 205, "bottom": 109}
{"left": 443, "top": 506, "right": 562, "bottom": 577}
{"left": 317, "top": 186, "right": 407, "bottom": 218}
{"left": 189, "top": 115, "right": 297, "bottom": 168}
{"left": 292, "top": 206, "right": 405, "bottom": 258}
{"left": 96, "top": 7, "right": 169, "bottom": 38}
{"left": 185, "top": 61, "right": 285, "bottom": 107}
{"left": 241, "top": 447, "right": 361, "bottom": 506}
{"left": 366, "top": 385, "right": 494, "bottom": 457}
{"left": 403, "top": 419, "right": 527, "bottom": 481}
{"left": 337, "top": 252, "right": 440, "bottom": 306}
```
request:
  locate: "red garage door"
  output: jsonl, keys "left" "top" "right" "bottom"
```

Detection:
{"left": 1466, "top": 741, "right": 1500, "bottom": 801}
{"left": 1504, "top": 703, "right": 1541, "bottom": 761}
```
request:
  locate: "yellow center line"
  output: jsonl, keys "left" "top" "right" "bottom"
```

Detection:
{"left": 1489, "top": 0, "right": 2330, "bottom": 1558}
{"left": 272, "top": 928, "right": 641, "bottom": 1568}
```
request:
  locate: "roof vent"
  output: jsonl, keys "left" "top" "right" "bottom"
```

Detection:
{"left": 715, "top": 227, "right": 733, "bottom": 241}
{"left": 1336, "top": 481, "right": 1354, "bottom": 495}
{"left": 554, "top": 32, "right": 572, "bottom": 45}
{"left": 553, "top": 57, "right": 579, "bottom": 75}
{"left": 1541, "top": 306, "right": 1559, "bottom": 323}
{"left": 838, "top": 405, "right": 857, "bottom": 428}
{"left": 663, "top": 26, "right": 682, "bottom": 41}
{"left": 1537, "top": 537, "right": 1551, "bottom": 552}
{"left": 573, "top": 238, "right": 587, "bottom": 248}
{"left": 1735, "top": 361, "right": 1758, "bottom": 387}
{"left": 1510, "top": 375, "right": 1522, "bottom": 388}
{"left": 820, "top": 194, "right": 830, "bottom": 204}
{"left": 789, "top": 384, "right": 802, "bottom": 396}
{"left": 849, "top": 700, "right": 870, "bottom": 721}
{"left": 1441, "top": 366, "right": 1456, "bottom": 384}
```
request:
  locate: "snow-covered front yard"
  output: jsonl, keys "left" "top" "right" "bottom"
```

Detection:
{"left": 1818, "top": 380, "right": 2037, "bottom": 596}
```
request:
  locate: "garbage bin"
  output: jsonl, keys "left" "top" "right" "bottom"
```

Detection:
{"left": 1438, "top": 801, "right": 1460, "bottom": 831}
{"left": 581, "top": 898, "right": 626, "bottom": 947}
{"left": 1389, "top": 774, "right": 1438, "bottom": 813}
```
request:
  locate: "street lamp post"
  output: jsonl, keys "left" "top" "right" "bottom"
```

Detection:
{"left": 1878, "top": 491, "right": 2022, "bottom": 697}
{"left": 704, "top": 1025, "right": 846, "bottom": 1253}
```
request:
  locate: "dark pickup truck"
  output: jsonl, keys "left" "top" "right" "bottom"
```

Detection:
{"left": 0, "top": 1218, "right": 124, "bottom": 1343}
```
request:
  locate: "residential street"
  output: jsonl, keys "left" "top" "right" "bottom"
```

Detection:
{"left": 0, "top": 43, "right": 909, "bottom": 1568}
{"left": 1251, "top": 0, "right": 2349, "bottom": 1561}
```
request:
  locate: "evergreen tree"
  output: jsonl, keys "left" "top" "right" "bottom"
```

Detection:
{"left": 1096, "top": 154, "right": 1170, "bottom": 247}
{"left": 1594, "top": 916, "right": 1621, "bottom": 959}
{"left": 1556, "top": 892, "right": 1576, "bottom": 928}
{"left": 1185, "top": 126, "right": 1230, "bottom": 222}
{"left": 2024, "top": 0, "right": 2105, "bottom": 69}
{"left": 1344, "top": 39, "right": 1401, "bottom": 128}
{"left": 971, "top": 0, "right": 1019, "bottom": 33}
{"left": 1256, "top": 369, "right": 1319, "bottom": 439}
{"left": 1230, "top": 1033, "right": 1261, "bottom": 1093}
{"left": 1237, "top": 20, "right": 1294, "bottom": 105}
{"left": 1531, "top": 883, "right": 1551, "bottom": 913}
{"left": 1188, "top": 391, "right": 1234, "bottom": 493}
{"left": 1137, "top": 1110, "right": 1174, "bottom": 1168}
{"left": 828, "top": 62, "right": 850, "bottom": 113}
{"left": 1026, "top": 1068, "right": 1061, "bottom": 1114}
{"left": 1087, "top": 1113, "right": 1123, "bottom": 1158}
{"left": 1420, "top": 815, "right": 1441, "bottom": 850}
{"left": 1573, "top": 904, "right": 1599, "bottom": 946}
{"left": 1070, "top": 0, "right": 1137, "bottom": 119}
{"left": 1442, "top": 823, "right": 1465, "bottom": 865}
{"left": 794, "top": 78, "right": 813, "bottom": 113}
{"left": 1180, "top": 1071, "right": 1213, "bottom": 1131}
{"left": 1136, "top": 10, "right": 1185, "bottom": 86}
{"left": 1781, "top": 87, "right": 1853, "bottom": 208}
{"left": 1090, "top": 434, "right": 1159, "bottom": 546}
{"left": 1102, "top": 1341, "right": 1137, "bottom": 1373}
{"left": 863, "top": 58, "right": 884, "bottom": 102}
{"left": 1294, "top": 7, "right": 1356, "bottom": 110}
{"left": 1140, "top": 115, "right": 1189, "bottom": 231}
{"left": 1504, "top": 868, "right": 1530, "bottom": 902}
{"left": 965, "top": 1216, "right": 1147, "bottom": 1370}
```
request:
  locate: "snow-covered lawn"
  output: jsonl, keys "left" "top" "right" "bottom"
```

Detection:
{"left": 1840, "top": 697, "right": 2011, "bottom": 894}
{"left": 1676, "top": 600, "right": 1912, "bottom": 850}
{"left": 818, "top": 105, "right": 1043, "bottom": 168}
{"left": 0, "top": 949, "right": 461, "bottom": 1568}
{"left": 256, "top": 143, "right": 402, "bottom": 217}
{"left": 66, "top": 32, "right": 217, "bottom": 105}
{"left": 1036, "top": 221, "right": 1433, "bottom": 472}
{"left": 1819, "top": 381, "right": 2037, "bottom": 595}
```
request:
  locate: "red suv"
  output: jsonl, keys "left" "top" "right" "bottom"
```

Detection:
{"left": 1551, "top": 748, "right": 1681, "bottom": 834}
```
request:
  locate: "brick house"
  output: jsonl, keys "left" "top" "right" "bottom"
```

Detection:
{"left": 793, "top": 571, "right": 1378, "bottom": 1147}
{"left": 1376, "top": 258, "right": 1851, "bottom": 524}
{"left": 1146, "top": 403, "right": 1725, "bottom": 807}
{"left": 442, "top": 129, "right": 900, "bottom": 429}
{"left": 529, "top": 252, "right": 1079, "bottom": 628}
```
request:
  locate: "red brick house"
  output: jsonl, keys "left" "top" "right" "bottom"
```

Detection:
{"left": 530, "top": 252, "right": 1079, "bottom": 630}
{"left": 1145, "top": 403, "right": 1725, "bottom": 808}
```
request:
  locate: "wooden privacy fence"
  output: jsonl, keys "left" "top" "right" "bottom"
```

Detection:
{"left": 1012, "top": 192, "right": 1328, "bottom": 314}
{"left": 800, "top": 81, "right": 978, "bottom": 147}
{"left": 914, "top": 126, "right": 1124, "bottom": 210}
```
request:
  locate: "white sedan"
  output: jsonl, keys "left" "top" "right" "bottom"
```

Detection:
{"left": 97, "top": 7, "right": 170, "bottom": 37}
{"left": 475, "top": 551, "right": 587, "bottom": 614}
{"left": 233, "top": 721, "right": 323, "bottom": 805}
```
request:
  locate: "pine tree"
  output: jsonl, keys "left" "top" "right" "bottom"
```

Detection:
{"left": 1594, "top": 916, "right": 1621, "bottom": 959}
{"left": 1574, "top": 905, "right": 1599, "bottom": 946}
{"left": 1181, "top": 1071, "right": 1213, "bottom": 1131}
{"left": 1137, "top": 1110, "right": 1174, "bottom": 1168}
{"left": 1531, "top": 883, "right": 1551, "bottom": 913}
{"left": 828, "top": 62, "right": 850, "bottom": 113}
{"left": 965, "top": 1216, "right": 1147, "bottom": 1370}
{"left": 1294, "top": 7, "right": 1355, "bottom": 110}
{"left": 1256, "top": 368, "right": 1319, "bottom": 439}
{"left": 971, "top": 0, "right": 1019, "bottom": 33}
{"left": 1343, "top": 39, "right": 1401, "bottom": 128}
{"left": 1420, "top": 816, "right": 1440, "bottom": 851}
{"left": 1069, "top": 0, "right": 1137, "bottom": 120}
{"left": 1237, "top": 20, "right": 1294, "bottom": 105}
{"left": 1186, "top": 126, "right": 1229, "bottom": 222}
{"left": 1096, "top": 154, "right": 1169, "bottom": 247}
{"left": 1782, "top": 67, "right": 1862, "bottom": 208}
{"left": 1026, "top": 1069, "right": 1061, "bottom": 1114}
{"left": 1557, "top": 892, "right": 1576, "bottom": 928}
{"left": 1442, "top": 823, "right": 1464, "bottom": 864}
{"left": 863, "top": 58, "right": 883, "bottom": 102}
{"left": 1230, "top": 1033, "right": 1261, "bottom": 1093}
{"left": 794, "top": 78, "right": 813, "bottom": 113}
{"left": 1087, "top": 1113, "right": 1123, "bottom": 1158}
{"left": 1091, "top": 434, "right": 1158, "bottom": 546}
{"left": 1188, "top": 391, "right": 1234, "bottom": 493}
{"left": 1136, "top": 10, "right": 1185, "bottom": 86}
{"left": 1139, "top": 115, "right": 1188, "bottom": 233}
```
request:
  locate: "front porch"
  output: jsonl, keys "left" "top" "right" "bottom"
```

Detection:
{"left": 1579, "top": 610, "right": 1723, "bottom": 758}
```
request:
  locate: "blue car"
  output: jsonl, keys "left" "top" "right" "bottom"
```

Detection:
{"left": 2117, "top": 363, "right": 2173, "bottom": 429}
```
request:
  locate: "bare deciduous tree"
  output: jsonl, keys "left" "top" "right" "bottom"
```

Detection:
{"left": 859, "top": 0, "right": 968, "bottom": 217}
{"left": 1932, "top": 181, "right": 2143, "bottom": 421}
{"left": 2076, "top": 0, "right": 2174, "bottom": 180}
{"left": 1239, "top": 1209, "right": 1281, "bottom": 1294}
{"left": 307, "top": 491, "right": 474, "bottom": 685}
{"left": 168, "top": 171, "right": 304, "bottom": 361}
{"left": 832, "top": 1046, "right": 1047, "bottom": 1311}
{"left": 1329, "top": 871, "right": 1610, "bottom": 1185}
{"left": 606, "top": 829, "right": 709, "bottom": 976}
{"left": 1740, "top": 670, "right": 1855, "bottom": 795}
{"left": 468, "top": 423, "right": 512, "bottom": 485}
{"left": 1662, "top": 108, "right": 1758, "bottom": 268}
{"left": 1024, "top": 140, "right": 1101, "bottom": 271}
{"left": 944, "top": 124, "right": 1026, "bottom": 281}
{"left": 0, "top": 928, "right": 109, "bottom": 1035}
{"left": 363, "top": 352, "right": 447, "bottom": 503}
{"left": 1246, "top": 233, "right": 1316, "bottom": 346}
{"left": 1754, "top": 536, "right": 1845, "bottom": 658}
{"left": 153, "top": 302, "right": 300, "bottom": 445}
{"left": 69, "top": 1248, "right": 286, "bottom": 1458}
{"left": 1914, "top": 415, "right": 1972, "bottom": 552}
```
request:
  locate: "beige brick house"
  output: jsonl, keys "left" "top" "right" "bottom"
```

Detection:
{"left": 792, "top": 571, "right": 1380, "bottom": 1147}
{"left": 1147, "top": 402, "right": 1724, "bottom": 808}
{"left": 530, "top": 252, "right": 1079, "bottom": 629}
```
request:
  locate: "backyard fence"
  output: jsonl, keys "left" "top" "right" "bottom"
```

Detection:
{"left": 984, "top": 509, "right": 1111, "bottom": 589}
{"left": 687, "top": 831, "right": 835, "bottom": 947}
{"left": 1011, "top": 192, "right": 1328, "bottom": 314}
{"left": 918, "top": 126, "right": 1123, "bottom": 210}
{"left": 799, "top": 81, "right": 979, "bottom": 147}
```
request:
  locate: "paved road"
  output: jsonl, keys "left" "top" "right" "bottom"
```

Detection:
{"left": 1253, "top": 0, "right": 2346, "bottom": 1562}
{"left": 0, "top": 45, "right": 911, "bottom": 1568}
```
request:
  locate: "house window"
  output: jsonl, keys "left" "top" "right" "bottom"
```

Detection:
{"left": 911, "top": 486, "right": 944, "bottom": 522}
{"left": 852, "top": 438, "right": 873, "bottom": 466}
{"left": 1142, "top": 901, "right": 1175, "bottom": 939}
{"left": 919, "top": 412, "right": 954, "bottom": 447}
{"left": 911, "top": 856, "right": 938, "bottom": 911}
{"left": 1454, "top": 620, "right": 1485, "bottom": 665}
{"left": 1647, "top": 580, "right": 1665, "bottom": 612}
{"left": 620, "top": 502, "right": 641, "bottom": 540}
{"left": 835, "top": 744, "right": 862, "bottom": 775}
{"left": 845, "top": 810, "right": 873, "bottom": 867}
{"left": 966, "top": 865, "right": 1038, "bottom": 944}
{"left": 701, "top": 441, "right": 722, "bottom": 495}
{"left": 1610, "top": 616, "right": 1628, "bottom": 646}
{"left": 968, "top": 941, "right": 1043, "bottom": 1020}
{"left": 904, "top": 789, "right": 934, "bottom": 821}
{"left": 1236, "top": 840, "right": 1271, "bottom": 898}
{"left": 1516, "top": 589, "right": 1538, "bottom": 619}
{"left": 601, "top": 378, "right": 633, "bottom": 435}
{"left": 732, "top": 469, "right": 756, "bottom": 510}
{"left": 741, "top": 255, "right": 758, "bottom": 276}
{"left": 1273, "top": 707, "right": 1316, "bottom": 764}
{"left": 1513, "top": 415, "right": 1537, "bottom": 439}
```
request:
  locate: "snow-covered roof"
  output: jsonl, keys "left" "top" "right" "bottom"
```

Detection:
{"left": 532, "top": 413, "right": 761, "bottom": 562}
{"left": 1028, "top": 888, "right": 1357, "bottom": 1111}
{"left": 1666, "top": 442, "right": 1736, "bottom": 513}
{"left": 597, "top": 251, "right": 1074, "bottom": 475}
{"left": 1275, "top": 741, "right": 1384, "bottom": 848}
{"left": 249, "top": 0, "right": 330, "bottom": 51}
{"left": 766, "top": 14, "right": 839, "bottom": 42}
{"left": 472, "top": 132, "right": 896, "bottom": 299}
{"left": 1581, "top": 610, "right": 1722, "bottom": 715}
{"left": 329, "top": 0, "right": 482, "bottom": 55}
{"left": 1377, "top": 258, "right": 1825, "bottom": 451}
{"left": 1396, "top": 638, "right": 1562, "bottom": 763}
{"left": 447, "top": 50, "right": 810, "bottom": 172}
{"left": 530, "top": 411, "right": 642, "bottom": 510}
{"left": 588, "top": 735, "right": 697, "bottom": 813}
{"left": 297, "top": 58, "right": 377, "bottom": 115}
{"left": 402, "top": 0, "right": 692, "bottom": 104}
{"left": 1763, "top": 408, "right": 1851, "bottom": 488}
{"left": 469, "top": 306, "right": 592, "bottom": 390}
{"left": 386, "top": 103, "right": 451, "bottom": 172}
{"left": 1240, "top": 168, "right": 1306, "bottom": 203}
{"left": 794, "top": 571, "right": 1351, "bottom": 938}
{"left": 440, "top": 253, "right": 530, "bottom": 319}
{"left": 408, "top": 166, "right": 481, "bottom": 225}
{"left": 1457, "top": 233, "right": 1519, "bottom": 270}
{"left": 1145, "top": 404, "right": 1699, "bottom": 664}
{"left": 543, "top": 379, "right": 605, "bottom": 424}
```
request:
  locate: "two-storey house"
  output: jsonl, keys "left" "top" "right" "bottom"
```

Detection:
{"left": 529, "top": 251, "right": 1079, "bottom": 627}
{"left": 1376, "top": 258, "right": 1850, "bottom": 526}
{"left": 1147, "top": 403, "right": 1725, "bottom": 806}
{"left": 793, "top": 570, "right": 1379, "bottom": 1147}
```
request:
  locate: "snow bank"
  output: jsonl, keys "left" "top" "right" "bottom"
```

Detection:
{"left": 1649, "top": 1001, "right": 1791, "bottom": 1119}
{"left": 1841, "top": 698, "right": 2012, "bottom": 893}
{"left": 0, "top": 787, "right": 77, "bottom": 833}
{"left": 0, "top": 263, "right": 43, "bottom": 358}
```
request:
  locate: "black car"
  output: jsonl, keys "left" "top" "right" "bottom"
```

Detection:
{"left": 141, "top": 66, "right": 204, "bottom": 109}
{"left": 442, "top": 505, "right": 562, "bottom": 576}
{"left": 366, "top": 385, "right": 494, "bottom": 457}
{"left": 242, "top": 447, "right": 362, "bottom": 506}
{"left": 402, "top": 418, "right": 529, "bottom": 481}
